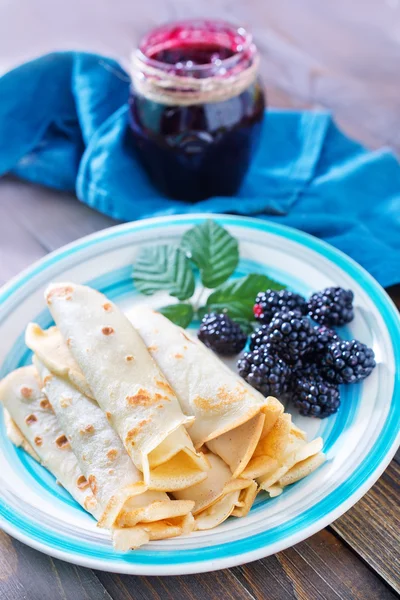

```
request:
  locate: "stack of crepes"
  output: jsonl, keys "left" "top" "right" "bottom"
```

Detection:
{"left": 0, "top": 283, "right": 325, "bottom": 551}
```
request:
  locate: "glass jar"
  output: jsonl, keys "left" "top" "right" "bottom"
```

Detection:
{"left": 128, "top": 19, "right": 265, "bottom": 202}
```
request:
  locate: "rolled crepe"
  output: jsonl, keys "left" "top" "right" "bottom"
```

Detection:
{"left": 27, "top": 319, "right": 271, "bottom": 481}
{"left": 34, "top": 357, "right": 195, "bottom": 530}
{"left": 275, "top": 452, "right": 326, "bottom": 488}
{"left": 0, "top": 366, "right": 101, "bottom": 517}
{"left": 0, "top": 366, "right": 195, "bottom": 550}
{"left": 27, "top": 325, "right": 93, "bottom": 399}
{"left": 240, "top": 406, "right": 291, "bottom": 480}
{"left": 173, "top": 453, "right": 257, "bottom": 530}
{"left": 27, "top": 324, "right": 208, "bottom": 494}
{"left": 210, "top": 410, "right": 324, "bottom": 496}
{"left": 5, "top": 413, "right": 195, "bottom": 551}
{"left": 206, "top": 399, "right": 282, "bottom": 477}
{"left": 245, "top": 413, "right": 325, "bottom": 493}
{"left": 127, "top": 308, "right": 281, "bottom": 460}
{"left": 3, "top": 408, "right": 40, "bottom": 462}
{"left": 128, "top": 308, "right": 324, "bottom": 487}
{"left": 43, "top": 283, "right": 208, "bottom": 490}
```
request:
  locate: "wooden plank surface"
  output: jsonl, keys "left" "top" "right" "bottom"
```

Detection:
{"left": 331, "top": 460, "right": 400, "bottom": 595}
{"left": 0, "top": 531, "right": 112, "bottom": 600}
{"left": 234, "top": 529, "right": 397, "bottom": 600}
{"left": 0, "top": 526, "right": 397, "bottom": 600}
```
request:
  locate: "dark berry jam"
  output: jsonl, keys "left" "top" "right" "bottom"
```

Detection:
{"left": 150, "top": 44, "right": 235, "bottom": 67}
{"left": 128, "top": 20, "right": 265, "bottom": 201}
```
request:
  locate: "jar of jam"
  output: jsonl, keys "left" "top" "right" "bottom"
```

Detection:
{"left": 128, "top": 19, "right": 265, "bottom": 201}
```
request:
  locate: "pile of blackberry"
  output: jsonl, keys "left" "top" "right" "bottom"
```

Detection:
{"left": 197, "top": 286, "right": 376, "bottom": 419}
{"left": 241, "top": 287, "right": 375, "bottom": 418}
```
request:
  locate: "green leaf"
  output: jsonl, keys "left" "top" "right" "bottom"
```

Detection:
{"left": 159, "top": 303, "right": 194, "bottom": 328}
{"left": 181, "top": 219, "right": 239, "bottom": 288}
{"left": 133, "top": 245, "right": 195, "bottom": 301}
{"left": 231, "top": 317, "right": 254, "bottom": 335}
{"left": 196, "top": 306, "right": 209, "bottom": 321}
{"left": 205, "top": 274, "right": 286, "bottom": 321}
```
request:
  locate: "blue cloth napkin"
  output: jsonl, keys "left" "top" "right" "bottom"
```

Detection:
{"left": 0, "top": 52, "right": 399, "bottom": 287}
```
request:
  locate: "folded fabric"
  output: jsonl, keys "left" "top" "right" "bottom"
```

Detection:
{"left": 0, "top": 51, "right": 399, "bottom": 287}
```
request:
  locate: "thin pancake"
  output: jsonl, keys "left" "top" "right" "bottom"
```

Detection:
{"left": 42, "top": 284, "right": 209, "bottom": 490}
{"left": 1, "top": 366, "right": 196, "bottom": 550}
{"left": 207, "top": 397, "right": 284, "bottom": 477}
{"left": 206, "top": 413, "right": 265, "bottom": 478}
{"left": 253, "top": 415, "right": 324, "bottom": 492}
{"left": 277, "top": 452, "right": 326, "bottom": 487}
{"left": 173, "top": 452, "right": 256, "bottom": 529}
{"left": 26, "top": 324, "right": 93, "bottom": 398}
{"left": 127, "top": 307, "right": 277, "bottom": 448}
{"left": 35, "top": 358, "right": 194, "bottom": 529}
{"left": 4, "top": 411, "right": 196, "bottom": 551}
{"left": 0, "top": 366, "right": 100, "bottom": 517}
{"left": 3, "top": 407, "right": 40, "bottom": 462}
{"left": 112, "top": 512, "right": 195, "bottom": 550}
{"left": 127, "top": 308, "right": 324, "bottom": 489}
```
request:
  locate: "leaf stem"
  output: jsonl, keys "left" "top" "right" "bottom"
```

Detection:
{"left": 194, "top": 286, "right": 207, "bottom": 312}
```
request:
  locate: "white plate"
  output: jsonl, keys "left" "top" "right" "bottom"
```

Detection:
{"left": 0, "top": 214, "right": 399, "bottom": 575}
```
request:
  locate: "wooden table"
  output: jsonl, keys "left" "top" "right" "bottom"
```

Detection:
{"left": 0, "top": 1, "right": 399, "bottom": 598}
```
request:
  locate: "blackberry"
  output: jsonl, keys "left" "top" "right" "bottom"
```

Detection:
{"left": 309, "top": 325, "right": 340, "bottom": 363}
{"left": 238, "top": 347, "right": 290, "bottom": 398}
{"left": 308, "top": 287, "right": 354, "bottom": 327}
{"left": 290, "top": 358, "right": 316, "bottom": 381}
{"left": 249, "top": 325, "right": 273, "bottom": 352}
{"left": 291, "top": 366, "right": 340, "bottom": 418}
{"left": 253, "top": 289, "right": 307, "bottom": 324}
{"left": 198, "top": 313, "right": 247, "bottom": 355}
{"left": 266, "top": 310, "right": 317, "bottom": 363}
{"left": 321, "top": 339, "right": 376, "bottom": 384}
